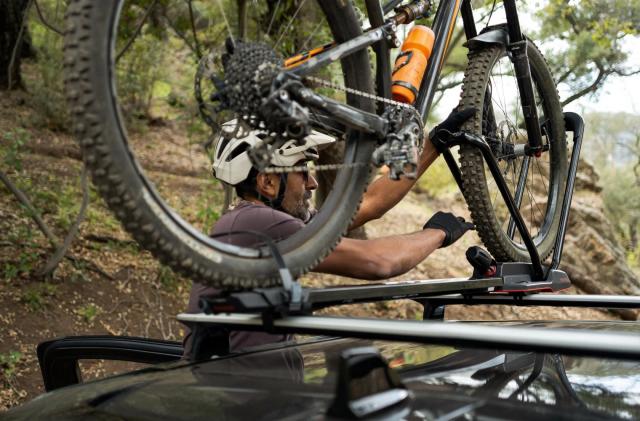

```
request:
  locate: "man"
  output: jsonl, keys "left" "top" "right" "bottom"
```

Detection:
{"left": 184, "top": 109, "right": 475, "bottom": 357}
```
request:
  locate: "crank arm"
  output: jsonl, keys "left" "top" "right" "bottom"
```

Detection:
{"left": 290, "top": 84, "right": 388, "bottom": 138}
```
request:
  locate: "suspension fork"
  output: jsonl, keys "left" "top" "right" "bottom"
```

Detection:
{"left": 503, "top": 0, "right": 544, "bottom": 156}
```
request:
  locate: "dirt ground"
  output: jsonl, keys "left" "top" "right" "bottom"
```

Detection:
{"left": 0, "top": 91, "right": 625, "bottom": 411}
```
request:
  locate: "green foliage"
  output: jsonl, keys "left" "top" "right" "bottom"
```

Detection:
{"left": 628, "top": 247, "right": 640, "bottom": 271}
{"left": 584, "top": 111, "right": 640, "bottom": 269}
{"left": 116, "top": 31, "right": 168, "bottom": 130}
{"left": 54, "top": 184, "right": 80, "bottom": 231}
{"left": 582, "top": 112, "right": 640, "bottom": 169}
{"left": 77, "top": 303, "right": 100, "bottom": 323}
{"left": 195, "top": 179, "right": 221, "bottom": 233}
{"left": 25, "top": 0, "right": 69, "bottom": 130}
{"left": 5, "top": 224, "right": 36, "bottom": 248}
{"left": 536, "top": 0, "right": 640, "bottom": 105}
{"left": 21, "top": 282, "right": 58, "bottom": 311}
{"left": 415, "top": 157, "right": 458, "bottom": 197}
{"left": 602, "top": 167, "right": 640, "bottom": 259}
{"left": 3, "top": 249, "right": 39, "bottom": 281}
{"left": 157, "top": 265, "right": 180, "bottom": 291}
{"left": 1, "top": 128, "right": 30, "bottom": 172}
{"left": 0, "top": 352, "right": 22, "bottom": 379}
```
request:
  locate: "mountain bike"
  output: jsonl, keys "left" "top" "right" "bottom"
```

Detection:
{"left": 64, "top": 0, "right": 567, "bottom": 289}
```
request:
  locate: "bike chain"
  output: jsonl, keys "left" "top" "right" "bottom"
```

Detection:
{"left": 261, "top": 75, "right": 423, "bottom": 175}
{"left": 195, "top": 53, "right": 423, "bottom": 175}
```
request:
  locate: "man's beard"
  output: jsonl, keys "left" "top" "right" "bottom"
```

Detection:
{"left": 284, "top": 191, "right": 314, "bottom": 222}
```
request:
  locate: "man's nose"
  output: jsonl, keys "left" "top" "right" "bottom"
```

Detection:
{"left": 306, "top": 173, "right": 318, "bottom": 190}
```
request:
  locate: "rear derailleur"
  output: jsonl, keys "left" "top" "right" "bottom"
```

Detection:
{"left": 372, "top": 106, "right": 423, "bottom": 180}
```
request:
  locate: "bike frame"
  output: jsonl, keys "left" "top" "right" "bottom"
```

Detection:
{"left": 285, "top": 0, "right": 554, "bottom": 279}
{"left": 288, "top": 0, "right": 543, "bottom": 151}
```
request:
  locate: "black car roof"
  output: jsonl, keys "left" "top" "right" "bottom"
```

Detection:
{"left": 7, "top": 320, "right": 640, "bottom": 421}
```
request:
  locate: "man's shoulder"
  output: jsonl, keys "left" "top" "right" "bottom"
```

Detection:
{"left": 226, "top": 200, "right": 297, "bottom": 223}
{"left": 211, "top": 200, "right": 304, "bottom": 241}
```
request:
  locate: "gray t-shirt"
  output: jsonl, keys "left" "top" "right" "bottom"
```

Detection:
{"left": 183, "top": 201, "right": 304, "bottom": 358}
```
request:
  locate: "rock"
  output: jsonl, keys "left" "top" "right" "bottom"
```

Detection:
{"left": 562, "top": 160, "right": 640, "bottom": 303}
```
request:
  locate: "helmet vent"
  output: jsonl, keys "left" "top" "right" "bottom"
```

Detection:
{"left": 217, "top": 137, "right": 231, "bottom": 159}
{"left": 226, "top": 142, "right": 250, "bottom": 162}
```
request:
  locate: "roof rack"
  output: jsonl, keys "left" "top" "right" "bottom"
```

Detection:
{"left": 420, "top": 293, "right": 640, "bottom": 309}
{"left": 177, "top": 311, "right": 640, "bottom": 361}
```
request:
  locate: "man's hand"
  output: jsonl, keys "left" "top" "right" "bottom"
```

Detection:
{"left": 423, "top": 211, "right": 475, "bottom": 248}
{"left": 428, "top": 107, "right": 477, "bottom": 153}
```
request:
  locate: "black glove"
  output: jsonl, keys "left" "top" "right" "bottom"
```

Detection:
{"left": 429, "top": 107, "right": 477, "bottom": 153}
{"left": 423, "top": 211, "right": 475, "bottom": 248}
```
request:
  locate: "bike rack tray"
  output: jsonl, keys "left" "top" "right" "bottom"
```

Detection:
{"left": 200, "top": 277, "right": 504, "bottom": 315}
{"left": 479, "top": 263, "right": 570, "bottom": 294}
{"left": 200, "top": 261, "right": 573, "bottom": 317}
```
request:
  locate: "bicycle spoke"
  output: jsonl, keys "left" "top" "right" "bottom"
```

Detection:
{"left": 275, "top": 0, "right": 309, "bottom": 50}
{"left": 214, "top": 0, "right": 235, "bottom": 44}
{"left": 535, "top": 157, "right": 549, "bottom": 193}
{"left": 299, "top": 21, "right": 325, "bottom": 53}
{"left": 116, "top": 0, "right": 159, "bottom": 62}
{"left": 265, "top": 0, "right": 282, "bottom": 39}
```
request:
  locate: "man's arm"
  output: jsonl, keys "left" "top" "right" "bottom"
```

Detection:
{"left": 313, "top": 228, "right": 445, "bottom": 280}
{"left": 348, "top": 108, "right": 476, "bottom": 231}
{"left": 349, "top": 140, "right": 439, "bottom": 230}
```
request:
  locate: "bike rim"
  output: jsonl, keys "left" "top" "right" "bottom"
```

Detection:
{"left": 108, "top": 0, "right": 370, "bottom": 259}
{"left": 482, "top": 50, "right": 562, "bottom": 253}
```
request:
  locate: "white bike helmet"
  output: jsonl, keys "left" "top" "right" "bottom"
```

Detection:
{"left": 212, "top": 120, "right": 336, "bottom": 185}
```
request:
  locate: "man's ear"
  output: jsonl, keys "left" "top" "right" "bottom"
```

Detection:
{"left": 255, "top": 172, "right": 280, "bottom": 199}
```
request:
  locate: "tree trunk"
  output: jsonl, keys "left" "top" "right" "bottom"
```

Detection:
{"left": 0, "top": 0, "right": 30, "bottom": 90}
{"left": 629, "top": 216, "right": 638, "bottom": 251}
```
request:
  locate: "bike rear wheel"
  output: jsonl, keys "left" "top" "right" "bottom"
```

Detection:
{"left": 64, "top": 0, "right": 375, "bottom": 289}
{"left": 458, "top": 39, "right": 568, "bottom": 262}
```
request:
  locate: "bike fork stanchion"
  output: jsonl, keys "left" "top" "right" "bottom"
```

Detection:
{"left": 549, "top": 112, "right": 584, "bottom": 272}
{"left": 503, "top": 0, "right": 544, "bottom": 154}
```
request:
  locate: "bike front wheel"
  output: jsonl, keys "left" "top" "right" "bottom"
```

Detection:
{"left": 64, "top": 0, "right": 376, "bottom": 290}
{"left": 458, "top": 39, "right": 568, "bottom": 262}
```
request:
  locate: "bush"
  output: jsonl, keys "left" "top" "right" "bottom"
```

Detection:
{"left": 116, "top": 30, "right": 168, "bottom": 131}
{"left": 22, "top": 2, "right": 69, "bottom": 130}
{"left": 415, "top": 157, "right": 458, "bottom": 198}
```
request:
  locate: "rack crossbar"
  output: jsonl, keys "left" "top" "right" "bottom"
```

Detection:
{"left": 177, "top": 313, "right": 640, "bottom": 360}
{"left": 421, "top": 293, "right": 640, "bottom": 309}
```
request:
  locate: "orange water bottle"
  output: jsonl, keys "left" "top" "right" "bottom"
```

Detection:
{"left": 391, "top": 25, "right": 435, "bottom": 104}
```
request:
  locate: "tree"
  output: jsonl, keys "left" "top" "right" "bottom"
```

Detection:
{"left": 536, "top": 0, "right": 640, "bottom": 106}
{"left": 0, "top": 0, "right": 31, "bottom": 89}
{"left": 583, "top": 111, "right": 640, "bottom": 259}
